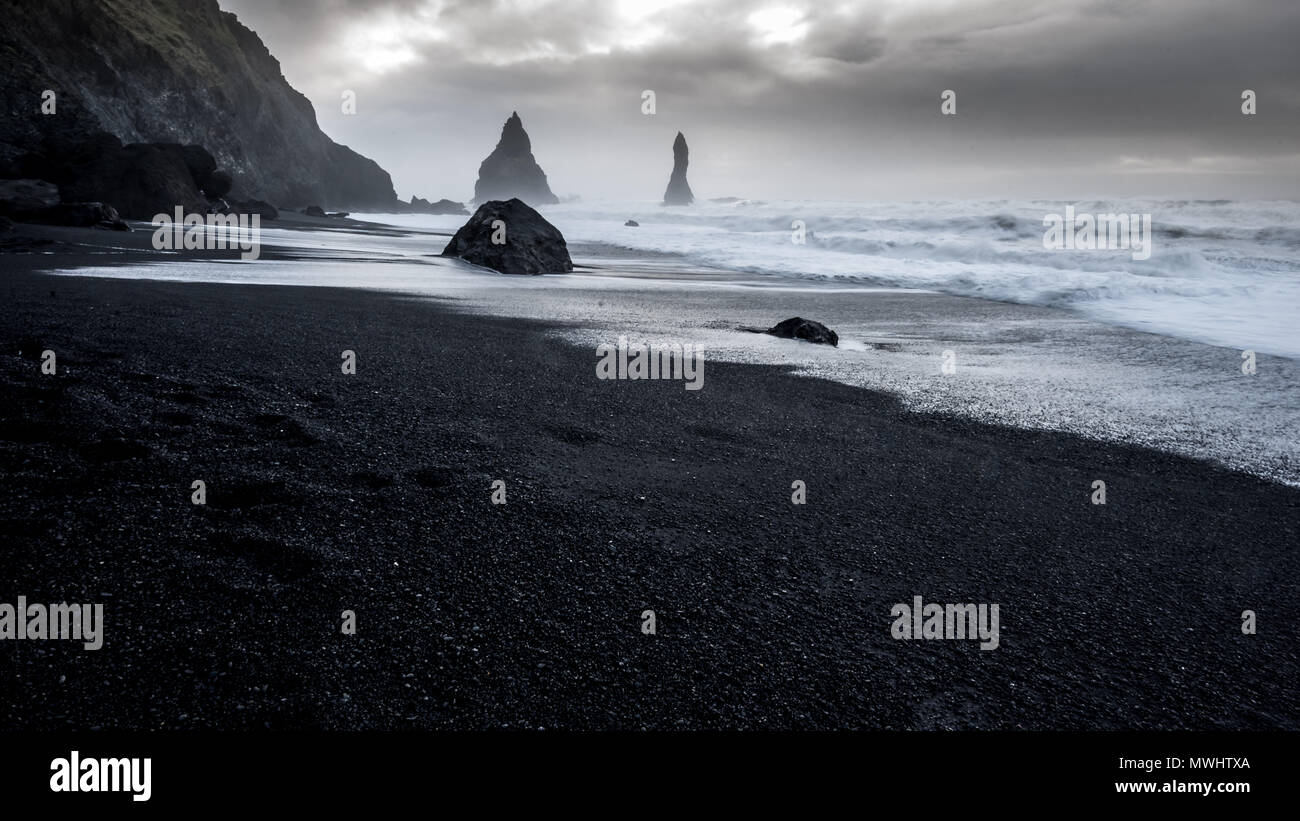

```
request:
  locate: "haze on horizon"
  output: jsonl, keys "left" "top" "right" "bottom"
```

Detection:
{"left": 219, "top": 0, "right": 1300, "bottom": 204}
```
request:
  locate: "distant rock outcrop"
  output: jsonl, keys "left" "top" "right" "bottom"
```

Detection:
{"left": 410, "top": 196, "right": 470, "bottom": 215}
{"left": 662, "top": 132, "right": 695, "bottom": 206}
{"left": 765, "top": 317, "right": 839, "bottom": 347}
{"left": 0, "top": 0, "right": 398, "bottom": 210}
{"left": 473, "top": 113, "right": 558, "bottom": 206}
{"left": 442, "top": 198, "right": 572, "bottom": 276}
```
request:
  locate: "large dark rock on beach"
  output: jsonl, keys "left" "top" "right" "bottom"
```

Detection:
{"left": 473, "top": 113, "right": 558, "bottom": 206}
{"left": 0, "top": 179, "right": 60, "bottom": 218}
{"left": 0, "top": 177, "right": 127, "bottom": 230}
{"left": 766, "top": 317, "right": 839, "bottom": 346}
{"left": 662, "top": 132, "right": 695, "bottom": 206}
{"left": 61, "top": 139, "right": 210, "bottom": 220}
{"left": 442, "top": 198, "right": 573, "bottom": 275}
{"left": 10, "top": 130, "right": 234, "bottom": 220}
{"left": 0, "top": 0, "right": 397, "bottom": 210}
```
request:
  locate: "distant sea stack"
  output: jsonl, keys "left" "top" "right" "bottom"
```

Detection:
{"left": 662, "top": 132, "right": 694, "bottom": 206}
{"left": 0, "top": 0, "right": 397, "bottom": 210}
{"left": 473, "top": 113, "right": 558, "bottom": 206}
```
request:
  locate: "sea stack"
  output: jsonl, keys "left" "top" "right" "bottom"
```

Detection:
{"left": 473, "top": 112, "right": 558, "bottom": 206}
{"left": 662, "top": 132, "right": 694, "bottom": 206}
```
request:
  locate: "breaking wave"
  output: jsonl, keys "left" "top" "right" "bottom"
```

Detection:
{"left": 535, "top": 198, "right": 1300, "bottom": 358}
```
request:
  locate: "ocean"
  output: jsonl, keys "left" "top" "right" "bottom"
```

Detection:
{"left": 372, "top": 198, "right": 1300, "bottom": 360}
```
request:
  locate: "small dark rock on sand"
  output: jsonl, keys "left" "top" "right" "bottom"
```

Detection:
{"left": 765, "top": 317, "right": 839, "bottom": 346}
{"left": 42, "top": 202, "right": 130, "bottom": 230}
{"left": 625, "top": 220, "right": 639, "bottom": 227}
{"left": 303, "top": 205, "right": 326, "bottom": 217}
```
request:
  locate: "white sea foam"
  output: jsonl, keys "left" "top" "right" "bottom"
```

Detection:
{"left": 364, "top": 198, "right": 1300, "bottom": 358}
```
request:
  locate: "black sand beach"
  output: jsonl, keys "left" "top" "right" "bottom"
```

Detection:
{"left": 2, "top": 240, "right": 1298, "bottom": 730}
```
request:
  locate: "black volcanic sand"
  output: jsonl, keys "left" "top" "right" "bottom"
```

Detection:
{"left": 0, "top": 211, "right": 435, "bottom": 261}
{"left": 1, "top": 258, "right": 1298, "bottom": 730}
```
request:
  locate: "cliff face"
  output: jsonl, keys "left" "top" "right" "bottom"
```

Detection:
{"left": 662, "top": 132, "right": 694, "bottom": 205}
{"left": 0, "top": 0, "right": 396, "bottom": 210}
{"left": 473, "top": 112, "right": 558, "bottom": 206}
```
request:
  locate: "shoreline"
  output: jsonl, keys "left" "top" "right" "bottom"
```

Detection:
{"left": 8, "top": 217, "right": 1300, "bottom": 489}
{"left": 2, "top": 232, "right": 1298, "bottom": 729}
{"left": 11, "top": 217, "right": 1296, "bottom": 489}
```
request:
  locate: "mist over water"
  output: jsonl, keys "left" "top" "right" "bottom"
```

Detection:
{"left": 374, "top": 198, "right": 1300, "bottom": 359}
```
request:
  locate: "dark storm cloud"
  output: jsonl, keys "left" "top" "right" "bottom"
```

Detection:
{"left": 219, "top": 0, "right": 1300, "bottom": 201}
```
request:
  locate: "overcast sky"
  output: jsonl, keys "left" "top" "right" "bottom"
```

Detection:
{"left": 218, "top": 0, "right": 1300, "bottom": 203}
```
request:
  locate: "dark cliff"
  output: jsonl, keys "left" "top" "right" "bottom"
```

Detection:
{"left": 0, "top": 0, "right": 397, "bottom": 210}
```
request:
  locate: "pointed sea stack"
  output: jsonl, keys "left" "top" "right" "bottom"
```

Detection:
{"left": 473, "top": 112, "right": 558, "bottom": 206}
{"left": 662, "top": 132, "right": 694, "bottom": 206}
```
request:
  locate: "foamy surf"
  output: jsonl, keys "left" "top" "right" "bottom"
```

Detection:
{"left": 361, "top": 198, "right": 1300, "bottom": 359}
